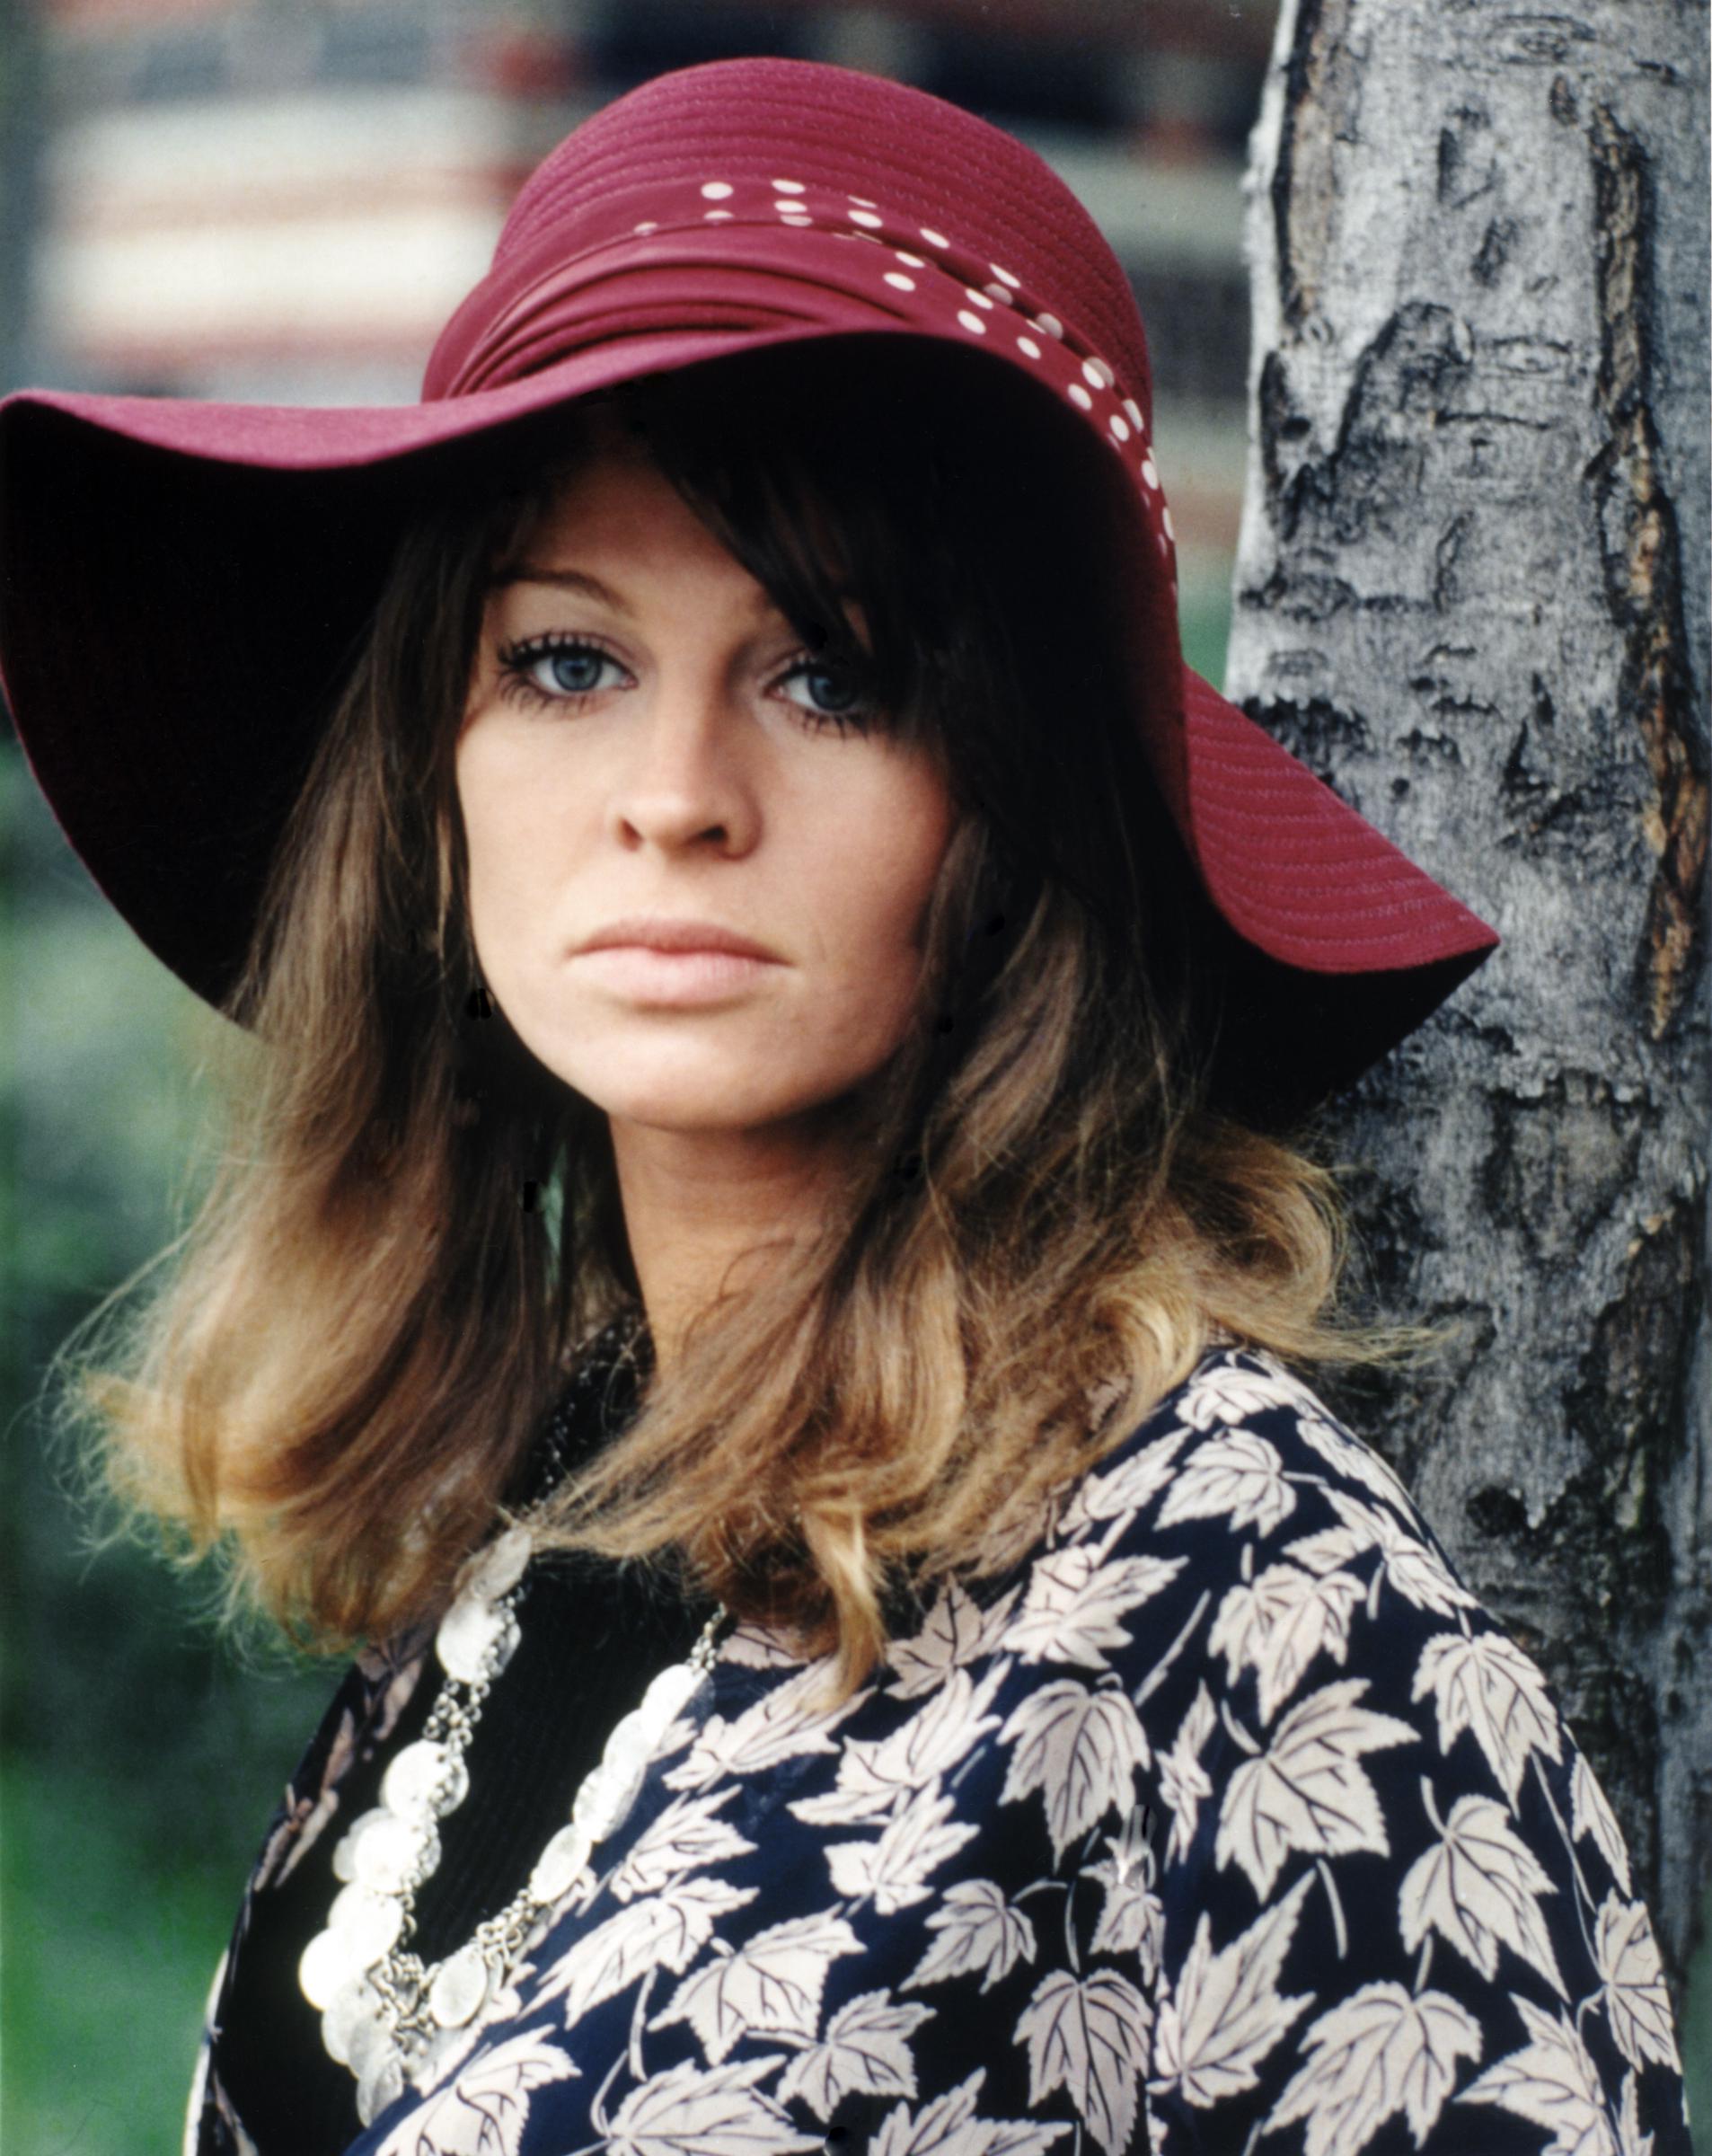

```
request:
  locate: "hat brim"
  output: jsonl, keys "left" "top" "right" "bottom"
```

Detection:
{"left": 0, "top": 339, "right": 1495, "bottom": 1118}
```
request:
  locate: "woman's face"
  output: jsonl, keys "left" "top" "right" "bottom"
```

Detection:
{"left": 456, "top": 426, "right": 957, "bottom": 1143}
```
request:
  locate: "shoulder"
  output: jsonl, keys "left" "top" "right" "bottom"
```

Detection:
{"left": 1024, "top": 1346, "right": 1471, "bottom": 1697}
{"left": 1070, "top": 1345, "right": 1426, "bottom": 1539}
{"left": 1055, "top": 1343, "right": 1479, "bottom": 1639}
{"left": 1019, "top": 1348, "right": 1688, "bottom": 2154}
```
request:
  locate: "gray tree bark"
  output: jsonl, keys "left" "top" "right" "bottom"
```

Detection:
{"left": 1223, "top": 0, "right": 1710, "bottom": 2005}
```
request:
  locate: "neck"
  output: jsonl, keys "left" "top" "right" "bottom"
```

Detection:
{"left": 609, "top": 1116, "right": 853, "bottom": 1372}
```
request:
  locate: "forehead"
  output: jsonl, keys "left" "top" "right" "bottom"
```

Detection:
{"left": 514, "top": 427, "right": 755, "bottom": 587}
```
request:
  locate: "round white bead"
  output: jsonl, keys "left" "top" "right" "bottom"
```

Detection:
{"left": 321, "top": 1975, "right": 382, "bottom": 2067}
{"left": 528, "top": 1822, "right": 594, "bottom": 1904}
{"left": 331, "top": 1806, "right": 392, "bottom": 1885}
{"left": 357, "top": 2050, "right": 406, "bottom": 2127}
{"left": 437, "top": 1595, "right": 518, "bottom": 1683}
{"left": 349, "top": 1813, "right": 438, "bottom": 1895}
{"left": 428, "top": 1942, "right": 492, "bottom": 2029}
{"left": 381, "top": 1739, "right": 469, "bottom": 1821}
{"left": 325, "top": 1883, "right": 405, "bottom": 1964}
{"left": 640, "top": 1660, "right": 702, "bottom": 1729}
{"left": 570, "top": 1750, "right": 645, "bottom": 1841}
{"left": 459, "top": 1524, "right": 533, "bottom": 1603}
{"left": 299, "top": 1924, "right": 363, "bottom": 2011}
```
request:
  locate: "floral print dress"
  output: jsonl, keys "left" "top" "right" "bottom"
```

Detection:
{"left": 189, "top": 1349, "right": 1692, "bottom": 2154}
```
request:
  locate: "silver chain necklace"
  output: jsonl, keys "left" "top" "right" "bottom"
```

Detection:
{"left": 297, "top": 1515, "right": 725, "bottom": 2125}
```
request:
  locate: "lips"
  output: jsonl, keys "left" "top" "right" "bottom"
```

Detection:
{"left": 574, "top": 917, "right": 782, "bottom": 962}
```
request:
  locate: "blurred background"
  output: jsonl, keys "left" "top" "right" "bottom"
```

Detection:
{"left": 0, "top": 1, "right": 1272, "bottom": 2147}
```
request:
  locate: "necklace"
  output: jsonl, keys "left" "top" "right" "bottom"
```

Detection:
{"left": 297, "top": 1515, "right": 725, "bottom": 2125}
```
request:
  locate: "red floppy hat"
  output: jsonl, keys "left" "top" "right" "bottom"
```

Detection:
{"left": 0, "top": 56, "right": 1496, "bottom": 1106}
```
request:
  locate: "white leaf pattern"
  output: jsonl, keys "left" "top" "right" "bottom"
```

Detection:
{"left": 206, "top": 1345, "right": 1686, "bottom": 2156}
{"left": 1002, "top": 1547, "right": 1186, "bottom": 1670}
{"left": 1000, "top": 1680, "right": 1152, "bottom": 1862}
{"left": 887, "top": 1585, "right": 1020, "bottom": 1699}
{"left": 1084, "top": 1810, "right": 1164, "bottom": 1974}
{"left": 1159, "top": 1683, "right": 1216, "bottom": 1866}
{"left": 1177, "top": 1360, "right": 1301, "bottom": 1430}
{"left": 794, "top": 1665, "right": 1008, "bottom": 1827}
{"left": 1414, "top": 1630, "right": 1564, "bottom": 1804}
{"left": 825, "top": 1780, "right": 980, "bottom": 1913}
{"left": 1616, "top": 2070, "right": 1655, "bottom": 2156}
{"left": 904, "top": 1879, "right": 1037, "bottom": 1994}
{"left": 537, "top": 1878, "right": 757, "bottom": 2028}
{"left": 1062, "top": 1427, "right": 1188, "bottom": 1534}
{"left": 1293, "top": 1412, "right": 1416, "bottom": 1513}
{"left": 1460, "top": 1994, "right": 1620, "bottom": 2155}
{"left": 1399, "top": 1789, "right": 1567, "bottom": 1994}
{"left": 1594, "top": 1892, "right": 1681, "bottom": 2074}
{"left": 721, "top": 1626, "right": 805, "bottom": 1671}
{"left": 374, "top": 2028, "right": 579, "bottom": 2156}
{"left": 1016, "top": 1968, "right": 1150, "bottom": 2154}
{"left": 650, "top": 1912, "right": 861, "bottom": 2063}
{"left": 1155, "top": 1428, "right": 1296, "bottom": 1536}
{"left": 1288, "top": 1489, "right": 1478, "bottom": 1619}
{"left": 775, "top": 1990, "right": 932, "bottom": 2118}
{"left": 664, "top": 1664, "right": 869, "bottom": 1791}
{"left": 870, "top": 2070, "right": 1069, "bottom": 2156}
{"left": 1216, "top": 1678, "right": 1415, "bottom": 1898}
{"left": 1208, "top": 1561, "right": 1365, "bottom": 1722}
{"left": 1151, "top": 1873, "right": 1315, "bottom": 2107}
{"left": 610, "top": 1790, "right": 756, "bottom": 1903}
{"left": 1573, "top": 1754, "right": 1634, "bottom": 1896}
{"left": 1265, "top": 1982, "right": 1482, "bottom": 2156}
{"left": 601, "top": 2054, "right": 822, "bottom": 2156}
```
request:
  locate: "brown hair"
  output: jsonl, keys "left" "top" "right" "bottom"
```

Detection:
{"left": 83, "top": 342, "right": 1354, "bottom": 1689}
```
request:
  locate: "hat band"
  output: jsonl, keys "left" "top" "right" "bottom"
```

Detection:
{"left": 432, "top": 243, "right": 894, "bottom": 402}
{"left": 422, "top": 190, "right": 1161, "bottom": 520}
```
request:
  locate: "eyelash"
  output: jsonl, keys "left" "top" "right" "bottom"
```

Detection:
{"left": 493, "top": 632, "right": 874, "bottom": 735}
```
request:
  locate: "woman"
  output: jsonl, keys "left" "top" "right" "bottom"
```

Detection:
{"left": 2, "top": 56, "right": 1690, "bottom": 2156}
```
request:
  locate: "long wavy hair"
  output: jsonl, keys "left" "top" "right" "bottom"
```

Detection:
{"left": 85, "top": 340, "right": 1353, "bottom": 1690}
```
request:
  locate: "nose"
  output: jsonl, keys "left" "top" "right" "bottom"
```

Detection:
{"left": 607, "top": 668, "right": 760, "bottom": 858}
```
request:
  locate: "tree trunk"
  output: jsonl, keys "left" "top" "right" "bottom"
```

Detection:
{"left": 1223, "top": 0, "right": 1710, "bottom": 2006}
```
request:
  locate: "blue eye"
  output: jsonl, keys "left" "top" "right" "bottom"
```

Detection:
{"left": 499, "top": 635, "right": 628, "bottom": 706}
{"left": 777, "top": 657, "right": 871, "bottom": 725}
{"left": 543, "top": 646, "right": 613, "bottom": 694}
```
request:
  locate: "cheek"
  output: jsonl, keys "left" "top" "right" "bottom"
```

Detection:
{"left": 455, "top": 725, "right": 563, "bottom": 973}
{"left": 820, "top": 764, "right": 956, "bottom": 997}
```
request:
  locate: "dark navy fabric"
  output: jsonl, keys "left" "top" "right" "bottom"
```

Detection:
{"left": 190, "top": 1348, "right": 1692, "bottom": 2154}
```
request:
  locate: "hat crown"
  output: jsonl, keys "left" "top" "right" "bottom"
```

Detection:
{"left": 479, "top": 56, "right": 1155, "bottom": 428}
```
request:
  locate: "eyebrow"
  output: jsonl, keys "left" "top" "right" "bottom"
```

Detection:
{"left": 494, "top": 567, "right": 633, "bottom": 614}
{"left": 490, "top": 564, "right": 806, "bottom": 633}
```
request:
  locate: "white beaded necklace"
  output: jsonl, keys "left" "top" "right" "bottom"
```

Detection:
{"left": 297, "top": 1514, "right": 725, "bottom": 2125}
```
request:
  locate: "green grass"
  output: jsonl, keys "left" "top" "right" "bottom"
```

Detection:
{"left": 2, "top": 1761, "right": 242, "bottom": 2155}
